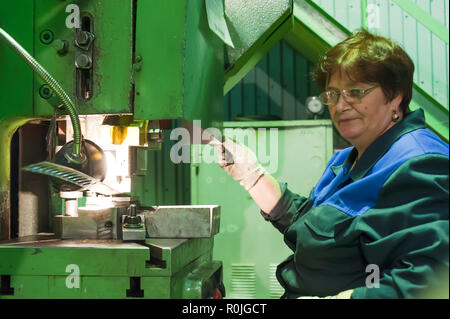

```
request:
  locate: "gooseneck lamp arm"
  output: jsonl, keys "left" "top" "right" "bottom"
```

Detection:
{"left": 0, "top": 27, "right": 85, "bottom": 165}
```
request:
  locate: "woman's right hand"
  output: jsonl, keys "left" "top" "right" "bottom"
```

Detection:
{"left": 211, "top": 138, "right": 266, "bottom": 191}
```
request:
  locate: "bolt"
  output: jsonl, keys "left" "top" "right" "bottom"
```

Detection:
{"left": 124, "top": 204, "right": 142, "bottom": 228}
{"left": 76, "top": 31, "right": 90, "bottom": 46}
{"left": 75, "top": 54, "right": 92, "bottom": 69}
{"left": 129, "top": 204, "right": 137, "bottom": 217}
{"left": 60, "top": 191, "right": 83, "bottom": 217}
{"left": 53, "top": 39, "right": 68, "bottom": 55}
{"left": 104, "top": 221, "right": 113, "bottom": 228}
{"left": 40, "top": 30, "right": 54, "bottom": 45}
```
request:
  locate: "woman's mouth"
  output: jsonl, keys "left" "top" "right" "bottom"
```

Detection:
{"left": 339, "top": 118, "right": 355, "bottom": 124}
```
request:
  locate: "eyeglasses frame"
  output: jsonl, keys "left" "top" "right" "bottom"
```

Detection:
{"left": 319, "top": 85, "right": 380, "bottom": 106}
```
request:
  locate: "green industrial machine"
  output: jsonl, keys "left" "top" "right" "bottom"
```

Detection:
{"left": 0, "top": 0, "right": 294, "bottom": 299}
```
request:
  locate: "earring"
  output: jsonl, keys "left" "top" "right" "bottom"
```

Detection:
{"left": 392, "top": 111, "right": 400, "bottom": 122}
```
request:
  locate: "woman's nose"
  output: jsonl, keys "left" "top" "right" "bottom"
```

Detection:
{"left": 334, "top": 93, "right": 352, "bottom": 111}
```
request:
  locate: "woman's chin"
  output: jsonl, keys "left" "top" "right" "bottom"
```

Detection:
{"left": 339, "top": 129, "right": 362, "bottom": 143}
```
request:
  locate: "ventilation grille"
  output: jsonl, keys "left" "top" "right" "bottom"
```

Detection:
{"left": 269, "top": 264, "right": 284, "bottom": 299}
{"left": 231, "top": 264, "right": 256, "bottom": 299}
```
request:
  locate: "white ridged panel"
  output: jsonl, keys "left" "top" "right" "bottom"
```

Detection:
{"left": 269, "top": 264, "right": 285, "bottom": 299}
{"left": 231, "top": 264, "right": 257, "bottom": 299}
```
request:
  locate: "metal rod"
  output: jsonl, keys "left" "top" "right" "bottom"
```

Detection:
{"left": 0, "top": 27, "right": 85, "bottom": 164}
{"left": 361, "top": 0, "right": 368, "bottom": 30}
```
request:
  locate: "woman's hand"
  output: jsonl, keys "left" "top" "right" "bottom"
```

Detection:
{"left": 211, "top": 137, "right": 282, "bottom": 214}
{"left": 213, "top": 138, "right": 266, "bottom": 191}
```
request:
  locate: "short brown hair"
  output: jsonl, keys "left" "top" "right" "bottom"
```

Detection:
{"left": 314, "top": 29, "right": 414, "bottom": 114}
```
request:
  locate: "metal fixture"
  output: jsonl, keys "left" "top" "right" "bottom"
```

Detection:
{"left": 22, "top": 161, "right": 120, "bottom": 195}
{"left": 122, "top": 204, "right": 146, "bottom": 241}
{"left": 123, "top": 204, "right": 142, "bottom": 228}
{"left": 39, "top": 29, "right": 54, "bottom": 45}
{"left": 74, "top": 20, "right": 95, "bottom": 101}
{"left": 53, "top": 39, "right": 68, "bottom": 55}
{"left": 60, "top": 191, "right": 83, "bottom": 217}
{"left": 74, "top": 30, "right": 95, "bottom": 50}
{"left": 75, "top": 54, "right": 92, "bottom": 69}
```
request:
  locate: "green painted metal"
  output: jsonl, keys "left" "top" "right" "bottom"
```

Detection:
{"left": 33, "top": 0, "right": 134, "bottom": 116}
{"left": 0, "top": 1, "right": 35, "bottom": 230}
{"left": 360, "top": 0, "right": 368, "bottom": 30}
{"left": 0, "top": 238, "right": 221, "bottom": 298}
{"left": 134, "top": 0, "right": 224, "bottom": 128}
{"left": 0, "top": 2, "right": 34, "bottom": 120}
{"left": 190, "top": 120, "right": 334, "bottom": 298}
{"left": 284, "top": 1, "right": 347, "bottom": 63}
{"left": 391, "top": 0, "right": 449, "bottom": 44}
{"left": 223, "top": 0, "right": 294, "bottom": 94}
{"left": 285, "top": 0, "right": 449, "bottom": 141}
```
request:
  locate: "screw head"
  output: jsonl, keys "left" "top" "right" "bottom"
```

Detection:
{"left": 104, "top": 221, "right": 113, "bottom": 228}
{"left": 39, "top": 84, "right": 53, "bottom": 99}
{"left": 40, "top": 30, "right": 54, "bottom": 45}
{"left": 75, "top": 54, "right": 92, "bottom": 69}
{"left": 53, "top": 39, "right": 68, "bottom": 55}
{"left": 76, "top": 31, "right": 90, "bottom": 45}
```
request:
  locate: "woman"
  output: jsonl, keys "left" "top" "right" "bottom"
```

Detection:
{"left": 215, "top": 30, "right": 449, "bottom": 298}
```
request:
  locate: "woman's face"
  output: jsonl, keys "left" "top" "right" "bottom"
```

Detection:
{"left": 327, "top": 71, "right": 402, "bottom": 155}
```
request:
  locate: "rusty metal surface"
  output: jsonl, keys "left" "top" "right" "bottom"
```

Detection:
{"left": 0, "top": 186, "right": 10, "bottom": 240}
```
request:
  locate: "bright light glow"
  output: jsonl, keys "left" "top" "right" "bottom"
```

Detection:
{"left": 64, "top": 116, "right": 141, "bottom": 193}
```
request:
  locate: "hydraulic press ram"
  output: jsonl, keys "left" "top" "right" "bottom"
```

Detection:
{"left": 0, "top": 0, "right": 293, "bottom": 298}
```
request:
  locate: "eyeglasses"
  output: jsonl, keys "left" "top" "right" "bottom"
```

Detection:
{"left": 319, "top": 85, "right": 379, "bottom": 106}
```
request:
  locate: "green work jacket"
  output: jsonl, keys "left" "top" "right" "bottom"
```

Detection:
{"left": 261, "top": 109, "right": 449, "bottom": 298}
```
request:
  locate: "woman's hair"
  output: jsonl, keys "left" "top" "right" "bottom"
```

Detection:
{"left": 314, "top": 29, "right": 415, "bottom": 114}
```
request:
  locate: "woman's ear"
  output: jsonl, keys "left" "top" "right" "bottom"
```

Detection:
{"left": 391, "top": 93, "right": 403, "bottom": 116}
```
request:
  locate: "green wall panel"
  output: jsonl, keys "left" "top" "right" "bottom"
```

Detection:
{"left": 224, "top": 40, "right": 324, "bottom": 121}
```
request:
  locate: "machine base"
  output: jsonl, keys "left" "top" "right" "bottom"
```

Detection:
{"left": 0, "top": 235, "right": 224, "bottom": 299}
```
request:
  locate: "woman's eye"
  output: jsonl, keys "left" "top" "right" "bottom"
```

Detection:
{"left": 349, "top": 89, "right": 363, "bottom": 97}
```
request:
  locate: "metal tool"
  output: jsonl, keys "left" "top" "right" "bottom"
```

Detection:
{"left": 22, "top": 161, "right": 121, "bottom": 195}
{"left": 122, "top": 204, "right": 146, "bottom": 241}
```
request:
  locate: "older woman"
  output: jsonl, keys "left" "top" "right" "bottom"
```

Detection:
{"left": 216, "top": 29, "right": 449, "bottom": 298}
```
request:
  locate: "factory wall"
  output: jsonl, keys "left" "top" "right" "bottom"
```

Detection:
{"left": 224, "top": 40, "right": 324, "bottom": 121}
{"left": 224, "top": 0, "right": 450, "bottom": 121}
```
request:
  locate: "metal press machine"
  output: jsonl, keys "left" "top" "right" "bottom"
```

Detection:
{"left": 0, "top": 0, "right": 293, "bottom": 298}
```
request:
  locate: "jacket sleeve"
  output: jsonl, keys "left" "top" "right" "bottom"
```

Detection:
{"left": 260, "top": 182, "right": 312, "bottom": 234}
{"left": 351, "top": 154, "right": 449, "bottom": 298}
